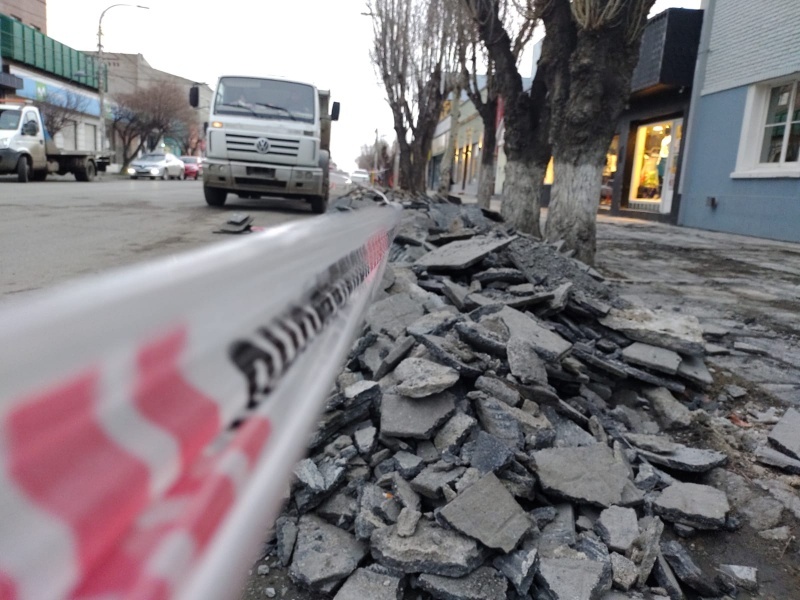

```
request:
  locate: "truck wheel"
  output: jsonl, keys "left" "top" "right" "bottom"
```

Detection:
{"left": 204, "top": 185, "right": 227, "bottom": 207}
{"left": 16, "top": 157, "right": 31, "bottom": 183}
{"left": 310, "top": 195, "right": 328, "bottom": 214}
{"left": 75, "top": 160, "right": 96, "bottom": 182}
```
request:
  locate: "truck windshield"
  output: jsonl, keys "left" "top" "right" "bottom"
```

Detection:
{"left": 214, "top": 77, "right": 315, "bottom": 124}
{"left": 0, "top": 109, "right": 21, "bottom": 130}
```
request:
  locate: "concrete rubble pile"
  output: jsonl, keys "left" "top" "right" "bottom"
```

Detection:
{"left": 261, "top": 190, "right": 780, "bottom": 600}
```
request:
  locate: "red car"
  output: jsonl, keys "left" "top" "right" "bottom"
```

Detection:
{"left": 181, "top": 156, "right": 204, "bottom": 180}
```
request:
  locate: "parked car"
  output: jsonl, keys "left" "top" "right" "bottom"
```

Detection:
{"left": 127, "top": 153, "right": 185, "bottom": 180}
{"left": 329, "top": 171, "right": 352, "bottom": 195}
{"left": 180, "top": 156, "right": 203, "bottom": 180}
{"left": 350, "top": 169, "right": 370, "bottom": 185}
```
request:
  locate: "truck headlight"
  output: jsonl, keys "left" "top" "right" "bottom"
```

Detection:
{"left": 0, "top": 138, "right": 10, "bottom": 149}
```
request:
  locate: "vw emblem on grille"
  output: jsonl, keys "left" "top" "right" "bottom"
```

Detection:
{"left": 255, "top": 138, "right": 271, "bottom": 154}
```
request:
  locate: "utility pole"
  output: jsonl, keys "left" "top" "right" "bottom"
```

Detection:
{"left": 373, "top": 128, "right": 379, "bottom": 185}
{"left": 96, "top": 4, "right": 149, "bottom": 159}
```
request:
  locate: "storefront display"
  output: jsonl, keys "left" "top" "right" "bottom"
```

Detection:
{"left": 629, "top": 118, "right": 683, "bottom": 213}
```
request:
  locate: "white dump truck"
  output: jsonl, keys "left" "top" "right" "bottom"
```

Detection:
{"left": 190, "top": 76, "right": 340, "bottom": 213}
{"left": 0, "top": 102, "right": 108, "bottom": 182}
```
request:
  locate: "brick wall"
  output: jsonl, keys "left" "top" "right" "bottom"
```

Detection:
{"left": 702, "top": 0, "right": 800, "bottom": 95}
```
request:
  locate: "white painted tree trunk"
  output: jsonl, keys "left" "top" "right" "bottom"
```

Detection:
{"left": 545, "top": 160, "right": 604, "bottom": 265}
{"left": 500, "top": 159, "right": 544, "bottom": 237}
{"left": 477, "top": 160, "right": 496, "bottom": 209}
{"left": 438, "top": 89, "right": 461, "bottom": 196}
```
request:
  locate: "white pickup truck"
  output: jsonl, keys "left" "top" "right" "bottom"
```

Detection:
{"left": 0, "top": 103, "right": 107, "bottom": 182}
{"left": 191, "top": 76, "right": 339, "bottom": 213}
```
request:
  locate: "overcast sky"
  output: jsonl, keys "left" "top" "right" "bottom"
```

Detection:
{"left": 47, "top": 0, "right": 701, "bottom": 172}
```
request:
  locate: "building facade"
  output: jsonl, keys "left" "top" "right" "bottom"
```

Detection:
{"left": 0, "top": 0, "right": 46, "bottom": 33}
{"left": 678, "top": 0, "right": 800, "bottom": 241}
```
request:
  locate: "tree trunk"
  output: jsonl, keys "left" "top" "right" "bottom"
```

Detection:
{"left": 438, "top": 88, "right": 461, "bottom": 196}
{"left": 501, "top": 159, "right": 545, "bottom": 236}
{"left": 476, "top": 110, "right": 497, "bottom": 208}
{"left": 545, "top": 158, "right": 604, "bottom": 265}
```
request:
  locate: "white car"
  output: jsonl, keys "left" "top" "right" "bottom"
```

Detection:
{"left": 127, "top": 153, "right": 186, "bottom": 180}
{"left": 349, "top": 169, "right": 370, "bottom": 185}
{"left": 329, "top": 171, "right": 352, "bottom": 195}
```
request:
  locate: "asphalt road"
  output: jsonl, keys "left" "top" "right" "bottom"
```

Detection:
{"left": 0, "top": 175, "right": 318, "bottom": 305}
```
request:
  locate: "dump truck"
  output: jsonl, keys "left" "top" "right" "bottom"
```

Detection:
{"left": 190, "top": 76, "right": 340, "bottom": 213}
{"left": 0, "top": 102, "right": 108, "bottom": 182}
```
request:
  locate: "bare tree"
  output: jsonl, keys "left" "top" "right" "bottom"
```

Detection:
{"left": 465, "top": 0, "right": 553, "bottom": 235}
{"left": 369, "top": 0, "right": 456, "bottom": 192}
{"left": 36, "top": 89, "right": 91, "bottom": 138}
{"left": 110, "top": 81, "right": 196, "bottom": 168}
{"left": 541, "top": 0, "right": 656, "bottom": 264}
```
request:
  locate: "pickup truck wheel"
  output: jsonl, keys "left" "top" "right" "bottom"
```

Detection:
{"left": 310, "top": 195, "right": 328, "bottom": 214}
{"left": 16, "top": 157, "right": 31, "bottom": 183}
{"left": 204, "top": 185, "right": 227, "bottom": 207}
{"left": 75, "top": 160, "right": 96, "bottom": 182}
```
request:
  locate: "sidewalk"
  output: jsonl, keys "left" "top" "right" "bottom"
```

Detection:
{"left": 455, "top": 191, "right": 800, "bottom": 405}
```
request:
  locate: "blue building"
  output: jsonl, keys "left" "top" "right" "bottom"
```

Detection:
{"left": 679, "top": 0, "right": 800, "bottom": 241}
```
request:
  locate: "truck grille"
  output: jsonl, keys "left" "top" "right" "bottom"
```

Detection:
{"left": 225, "top": 133, "right": 300, "bottom": 158}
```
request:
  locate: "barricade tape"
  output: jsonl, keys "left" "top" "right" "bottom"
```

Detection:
{"left": 0, "top": 205, "right": 401, "bottom": 600}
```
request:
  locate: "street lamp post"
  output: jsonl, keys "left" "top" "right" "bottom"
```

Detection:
{"left": 97, "top": 3, "right": 149, "bottom": 158}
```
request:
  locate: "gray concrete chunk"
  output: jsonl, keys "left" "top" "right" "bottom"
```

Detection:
{"left": 768, "top": 407, "right": 800, "bottom": 460}
{"left": 595, "top": 506, "right": 639, "bottom": 554}
{"left": 407, "top": 311, "right": 460, "bottom": 337}
{"left": 654, "top": 482, "right": 730, "bottom": 530}
{"left": 642, "top": 387, "right": 693, "bottom": 430}
{"left": 333, "top": 568, "right": 402, "bottom": 600}
{"left": 718, "top": 564, "right": 759, "bottom": 593}
{"left": 416, "top": 566, "right": 509, "bottom": 600}
{"left": 464, "top": 431, "right": 514, "bottom": 473}
{"left": 507, "top": 336, "right": 549, "bottom": 384}
{"left": 621, "top": 342, "right": 683, "bottom": 375}
{"left": 396, "top": 507, "right": 421, "bottom": 537}
{"left": 290, "top": 514, "right": 367, "bottom": 589}
{"left": 661, "top": 540, "right": 719, "bottom": 596}
{"left": 415, "top": 235, "right": 517, "bottom": 270}
{"left": 494, "top": 544, "right": 539, "bottom": 596}
{"left": 498, "top": 306, "right": 573, "bottom": 362}
{"left": 366, "top": 293, "right": 425, "bottom": 338}
{"left": 275, "top": 516, "right": 298, "bottom": 567}
{"left": 533, "top": 446, "right": 632, "bottom": 508}
{"left": 370, "top": 520, "right": 486, "bottom": 577}
{"left": 756, "top": 443, "right": 800, "bottom": 474}
{"left": 434, "top": 411, "right": 477, "bottom": 455}
{"left": 394, "top": 357, "right": 460, "bottom": 398}
{"left": 410, "top": 464, "right": 466, "bottom": 499}
{"left": 599, "top": 307, "right": 705, "bottom": 356}
{"left": 439, "top": 472, "right": 532, "bottom": 552}
{"left": 653, "top": 552, "right": 685, "bottom": 600}
{"left": 354, "top": 426, "right": 377, "bottom": 456}
{"left": 536, "top": 557, "right": 612, "bottom": 600}
{"left": 380, "top": 392, "right": 456, "bottom": 440}
{"left": 393, "top": 451, "right": 424, "bottom": 479}
{"left": 610, "top": 553, "right": 637, "bottom": 592}
{"left": 475, "top": 375, "right": 521, "bottom": 407}
{"left": 676, "top": 354, "right": 713, "bottom": 388}
{"left": 637, "top": 446, "right": 728, "bottom": 473}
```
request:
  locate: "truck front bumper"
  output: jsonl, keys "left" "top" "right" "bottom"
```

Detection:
{"left": 203, "top": 160, "right": 324, "bottom": 197}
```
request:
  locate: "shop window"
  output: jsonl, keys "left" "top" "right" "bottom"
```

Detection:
{"left": 734, "top": 77, "right": 800, "bottom": 178}
{"left": 628, "top": 119, "right": 683, "bottom": 214}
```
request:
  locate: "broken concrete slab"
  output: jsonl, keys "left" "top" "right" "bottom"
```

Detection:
{"left": 463, "top": 430, "right": 515, "bottom": 473}
{"left": 474, "top": 375, "right": 521, "bottom": 407}
{"left": 410, "top": 464, "right": 465, "bottom": 500}
{"left": 493, "top": 543, "right": 539, "bottom": 596}
{"left": 275, "top": 516, "right": 299, "bottom": 567}
{"left": 333, "top": 568, "right": 402, "bottom": 600}
{"left": 767, "top": 407, "right": 800, "bottom": 460}
{"left": 623, "top": 434, "right": 683, "bottom": 455}
{"left": 536, "top": 557, "right": 612, "bottom": 600}
{"left": 631, "top": 516, "right": 665, "bottom": 587}
{"left": 653, "top": 552, "right": 685, "bottom": 600}
{"left": 414, "top": 334, "right": 485, "bottom": 378}
{"left": 416, "top": 566, "right": 509, "bottom": 600}
{"left": 440, "top": 278, "right": 471, "bottom": 310}
{"left": 396, "top": 507, "right": 421, "bottom": 538}
{"left": 595, "top": 506, "right": 639, "bottom": 554}
{"left": 739, "top": 495, "right": 784, "bottom": 531}
{"left": 636, "top": 446, "right": 728, "bottom": 473}
{"left": 415, "top": 235, "right": 517, "bottom": 271}
{"left": 758, "top": 526, "right": 791, "bottom": 541}
{"left": 676, "top": 355, "right": 713, "bottom": 388}
{"left": 455, "top": 320, "right": 507, "bottom": 357}
{"left": 717, "top": 564, "right": 759, "bottom": 593}
{"left": 394, "top": 357, "right": 460, "bottom": 398}
{"left": 407, "top": 311, "right": 460, "bottom": 337}
{"left": 533, "top": 445, "right": 632, "bottom": 508}
{"left": 380, "top": 392, "right": 456, "bottom": 440}
{"left": 536, "top": 504, "right": 577, "bottom": 558}
{"left": 365, "top": 293, "right": 425, "bottom": 339}
{"left": 654, "top": 482, "right": 730, "bottom": 530}
{"left": 434, "top": 411, "right": 477, "bottom": 455}
{"left": 660, "top": 540, "right": 719, "bottom": 596}
{"left": 438, "top": 472, "right": 532, "bottom": 553}
{"left": 370, "top": 520, "right": 486, "bottom": 577}
{"left": 507, "top": 336, "right": 549, "bottom": 385}
{"left": 610, "top": 553, "right": 637, "bottom": 592}
{"left": 290, "top": 514, "right": 367, "bottom": 589}
{"left": 621, "top": 342, "right": 682, "bottom": 375}
{"left": 642, "top": 387, "right": 693, "bottom": 430}
{"left": 374, "top": 335, "right": 416, "bottom": 379}
{"left": 755, "top": 444, "right": 800, "bottom": 474}
{"left": 755, "top": 478, "right": 800, "bottom": 520}
{"left": 498, "top": 306, "right": 573, "bottom": 362}
{"left": 474, "top": 394, "right": 524, "bottom": 449}
{"left": 599, "top": 307, "right": 705, "bottom": 356}
{"left": 393, "top": 451, "right": 424, "bottom": 479}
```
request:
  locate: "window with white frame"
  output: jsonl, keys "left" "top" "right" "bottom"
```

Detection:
{"left": 733, "top": 77, "right": 800, "bottom": 178}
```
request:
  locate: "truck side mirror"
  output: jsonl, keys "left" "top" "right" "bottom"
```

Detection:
{"left": 189, "top": 86, "right": 199, "bottom": 108}
{"left": 330, "top": 102, "right": 340, "bottom": 122}
{"left": 22, "top": 121, "right": 39, "bottom": 136}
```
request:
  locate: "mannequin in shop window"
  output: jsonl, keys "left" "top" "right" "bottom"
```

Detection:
{"left": 657, "top": 127, "right": 671, "bottom": 194}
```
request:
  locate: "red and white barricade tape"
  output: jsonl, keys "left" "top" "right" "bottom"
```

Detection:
{"left": 0, "top": 205, "right": 401, "bottom": 600}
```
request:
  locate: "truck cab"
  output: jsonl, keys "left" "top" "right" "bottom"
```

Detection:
{"left": 0, "top": 102, "right": 105, "bottom": 182}
{"left": 192, "top": 76, "right": 339, "bottom": 213}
